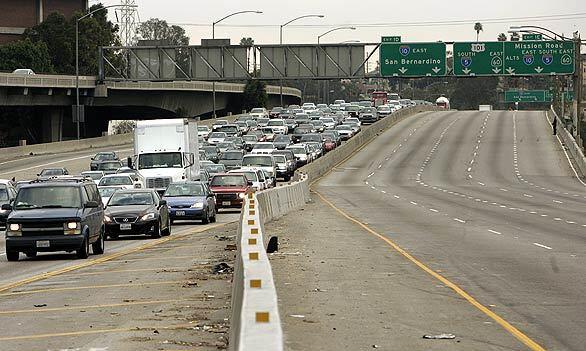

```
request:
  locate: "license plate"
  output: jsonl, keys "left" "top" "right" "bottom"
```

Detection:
{"left": 120, "top": 223, "right": 132, "bottom": 230}
{"left": 176, "top": 211, "right": 186, "bottom": 216}
{"left": 36, "top": 240, "right": 50, "bottom": 248}
{"left": 222, "top": 201, "right": 231, "bottom": 206}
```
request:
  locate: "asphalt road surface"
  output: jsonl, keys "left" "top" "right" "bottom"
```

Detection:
{"left": 310, "top": 110, "right": 585, "bottom": 351}
{"left": 0, "top": 146, "right": 239, "bottom": 350}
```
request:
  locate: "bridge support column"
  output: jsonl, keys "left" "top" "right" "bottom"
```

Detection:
{"left": 42, "top": 108, "right": 63, "bottom": 143}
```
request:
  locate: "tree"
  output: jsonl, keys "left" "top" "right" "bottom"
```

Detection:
{"left": 23, "top": 4, "right": 120, "bottom": 75}
{"left": 240, "top": 37, "right": 254, "bottom": 46}
{"left": 474, "top": 22, "right": 483, "bottom": 41}
{"left": 0, "top": 39, "right": 53, "bottom": 73}
{"left": 450, "top": 76, "right": 498, "bottom": 110}
{"left": 242, "top": 80, "right": 268, "bottom": 111}
{"left": 497, "top": 33, "right": 507, "bottom": 41}
{"left": 137, "top": 18, "right": 189, "bottom": 45}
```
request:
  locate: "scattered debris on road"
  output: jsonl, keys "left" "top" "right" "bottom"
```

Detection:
{"left": 422, "top": 333, "right": 456, "bottom": 340}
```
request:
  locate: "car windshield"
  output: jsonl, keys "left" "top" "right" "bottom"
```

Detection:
{"left": 268, "top": 120, "right": 284, "bottom": 126}
{"left": 243, "top": 135, "right": 257, "bottom": 142}
{"left": 83, "top": 173, "right": 103, "bottom": 181}
{"left": 138, "top": 152, "right": 182, "bottom": 169}
{"left": 14, "top": 186, "right": 81, "bottom": 209}
{"left": 164, "top": 183, "right": 205, "bottom": 197}
{"left": 40, "top": 169, "right": 64, "bottom": 176}
{"left": 232, "top": 171, "right": 258, "bottom": 182}
{"left": 274, "top": 135, "right": 290, "bottom": 142}
{"left": 98, "top": 187, "right": 121, "bottom": 198}
{"left": 243, "top": 156, "right": 272, "bottom": 167}
{"left": 94, "top": 153, "right": 115, "bottom": 161}
{"left": 273, "top": 155, "right": 286, "bottom": 163}
{"left": 210, "top": 175, "right": 247, "bottom": 187}
{"left": 251, "top": 108, "right": 264, "bottom": 113}
{"left": 99, "top": 176, "right": 132, "bottom": 186}
{"left": 218, "top": 142, "right": 234, "bottom": 149}
{"left": 198, "top": 126, "right": 209, "bottom": 131}
{"left": 336, "top": 125, "right": 352, "bottom": 130}
{"left": 0, "top": 185, "right": 8, "bottom": 201}
{"left": 218, "top": 126, "right": 238, "bottom": 133}
{"left": 109, "top": 192, "right": 154, "bottom": 206}
{"left": 209, "top": 132, "right": 226, "bottom": 138}
{"left": 254, "top": 144, "right": 274, "bottom": 150}
{"left": 98, "top": 162, "right": 121, "bottom": 171}
{"left": 204, "top": 164, "right": 226, "bottom": 173}
{"left": 221, "top": 151, "right": 243, "bottom": 160}
{"left": 287, "top": 147, "right": 305, "bottom": 153}
{"left": 301, "top": 135, "right": 322, "bottom": 142}
{"left": 346, "top": 106, "right": 360, "bottom": 112}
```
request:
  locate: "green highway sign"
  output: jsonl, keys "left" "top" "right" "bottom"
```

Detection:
{"left": 380, "top": 42, "right": 446, "bottom": 77}
{"left": 453, "top": 40, "right": 575, "bottom": 76}
{"left": 522, "top": 33, "right": 542, "bottom": 41}
{"left": 503, "top": 41, "right": 575, "bottom": 75}
{"left": 504, "top": 90, "right": 553, "bottom": 103}
{"left": 382, "top": 36, "right": 401, "bottom": 43}
{"left": 454, "top": 42, "right": 505, "bottom": 76}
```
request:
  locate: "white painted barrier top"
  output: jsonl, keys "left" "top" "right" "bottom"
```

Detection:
{"left": 238, "top": 193, "right": 283, "bottom": 351}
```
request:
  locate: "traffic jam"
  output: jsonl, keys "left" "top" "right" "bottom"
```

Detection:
{"left": 0, "top": 96, "right": 416, "bottom": 261}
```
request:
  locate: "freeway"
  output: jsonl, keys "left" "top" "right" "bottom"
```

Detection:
{"left": 277, "top": 110, "right": 585, "bottom": 350}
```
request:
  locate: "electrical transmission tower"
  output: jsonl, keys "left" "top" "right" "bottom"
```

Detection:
{"left": 118, "top": 0, "right": 140, "bottom": 46}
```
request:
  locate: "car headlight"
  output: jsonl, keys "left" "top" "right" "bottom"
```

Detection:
{"left": 0, "top": 209, "right": 7, "bottom": 214}
{"left": 64, "top": 222, "right": 81, "bottom": 235}
{"left": 140, "top": 213, "right": 156, "bottom": 221}
{"left": 190, "top": 202, "right": 205, "bottom": 209}
{"left": 104, "top": 215, "right": 112, "bottom": 223}
{"left": 7, "top": 223, "right": 22, "bottom": 237}
{"left": 238, "top": 193, "right": 246, "bottom": 199}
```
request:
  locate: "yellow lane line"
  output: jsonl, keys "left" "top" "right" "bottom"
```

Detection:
{"left": 0, "top": 323, "right": 196, "bottom": 341}
{"left": 313, "top": 190, "right": 546, "bottom": 351}
{"left": 101, "top": 255, "right": 198, "bottom": 263}
{"left": 0, "top": 298, "right": 198, "bottom": 315}
{"left": 0, "top": 280, "right": 183, "bottom": 297}
{"left": 0, "top": 222, "right": 232, "bottom": 295}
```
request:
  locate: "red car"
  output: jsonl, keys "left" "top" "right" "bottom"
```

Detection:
{"left": 323, "top": 137, "right": 337, "bottom": 152}
{"left": 209, "top": 174, "right": 252, "bottom": 210}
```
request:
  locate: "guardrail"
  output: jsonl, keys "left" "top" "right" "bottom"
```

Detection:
{"left": 229, "top": 106, "right": 440, "bottom": 350}
{"left": 549, "top": 107, "right": 586, "bottom": 177}
{"left": 0, "top": 72, "right": 302, "bottom": 98}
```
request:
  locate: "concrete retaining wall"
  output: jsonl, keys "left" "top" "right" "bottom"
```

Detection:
{"left": 549, "top": 108, "right": 586, "bottom": 177}
{"left": 0, "top": 115, "right": 240, "bottom": 163}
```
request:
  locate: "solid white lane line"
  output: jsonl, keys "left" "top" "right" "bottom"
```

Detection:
{"left": 488, "top": 230, "right": 502, "bottom": 235}
{"left": 453, "top": 218, "right": 466, "bottom": 223}
{"left": 533, "top": 243, "right": 553, "bottom": 250}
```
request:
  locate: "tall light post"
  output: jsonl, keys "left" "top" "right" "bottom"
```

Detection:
{"left": 317, "top": 26, "right": 356, "bottom": 45}
{"left": 76, "top": 4, "right": 133, "bottom": 140}
{"left": 211, "top": 10, "right": 262, "bottom": 118}
{"left": 212, "top": 10, "right": 263, "bottom": 39}
{"left": 279, "top": 14, "right": 324, "bottom": 106}
{"left": 317, "top": 27, "right": 356, "bottom": 103}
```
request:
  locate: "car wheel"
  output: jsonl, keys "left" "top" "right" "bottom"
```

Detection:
{"left": 151, "top": 221, "right": 162, "bottom": 238}
{"left": 6, "top": 251, "right": 19, "bottom": 261}
{"left": 202, "top": 209, "right": 210, "bottom": 224}
{"left": 284, "top": 174, "right": 291, "bottom": 182}
{"left": 76, "top": 235, "right": 89, "bottom": 259}
{"left": 162, "top": 217, "right": 171, "bottom": 236}
{"left": 25, "top": 251, "right": 37, "bottom": 258}
{"left": 92, "top": 228, "right": 105, "bottom": 255}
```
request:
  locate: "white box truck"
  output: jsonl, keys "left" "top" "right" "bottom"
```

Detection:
{"left": 133, "top": 119, "right": 199, "bottom": 192}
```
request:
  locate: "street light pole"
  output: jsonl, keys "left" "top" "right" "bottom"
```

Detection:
{"left": 76, "top": 4, "right": 132, "bottom": 140}
{"left": 317, "top": 26, "right": 356, "bottom": 104}
{"left": 279, "top": 14, "right": 324, "bottom": 107}
{"left": 211, "top": 10, "right": 262, "bottom": 118}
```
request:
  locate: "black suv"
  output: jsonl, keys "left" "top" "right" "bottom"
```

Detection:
{"left": 3, "top": 177, "right": 105, "bottom": 261}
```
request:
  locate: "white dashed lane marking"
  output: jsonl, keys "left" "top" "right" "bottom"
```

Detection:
{"left": 533, "top": 243, "right": 553, "bottom": 250}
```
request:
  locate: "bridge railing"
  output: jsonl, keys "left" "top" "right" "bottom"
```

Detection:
{"left": 0, "top": 72, "right": 95, "bottom": 89}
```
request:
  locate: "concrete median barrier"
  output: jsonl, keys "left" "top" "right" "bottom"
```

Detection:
{"left": 549, "top": 108, "right": 586, "bottom": 178}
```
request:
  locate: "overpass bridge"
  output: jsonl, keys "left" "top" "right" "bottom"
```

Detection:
{"left": 0, "top": 72, "right": 302, "bottom": 142}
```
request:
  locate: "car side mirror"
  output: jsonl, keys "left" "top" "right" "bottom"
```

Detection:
{"left": 247, "top": 181, "right": 254, "bottom": 186}
{"left": 127, "top": 157, "right": 133, "bottom": 169}
{"left": 1, "top": 203, "right": 12, "bottom": 211}
{"left": 159, "top": 200, "right": 167, "bottom": 206}
{"left": 91, "top": 157, "right": 95, "bottom": 160}
{"left": 85, "top": 201, "right": 99, "bottom": 208}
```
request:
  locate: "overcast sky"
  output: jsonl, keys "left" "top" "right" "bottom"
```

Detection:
{"left": 94, "top": 0, "right": 585, "bottom": 45}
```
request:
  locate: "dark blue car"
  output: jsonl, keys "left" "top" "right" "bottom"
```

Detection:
{"left": 162, "top": 181, "right": 217, "bottom": 224}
